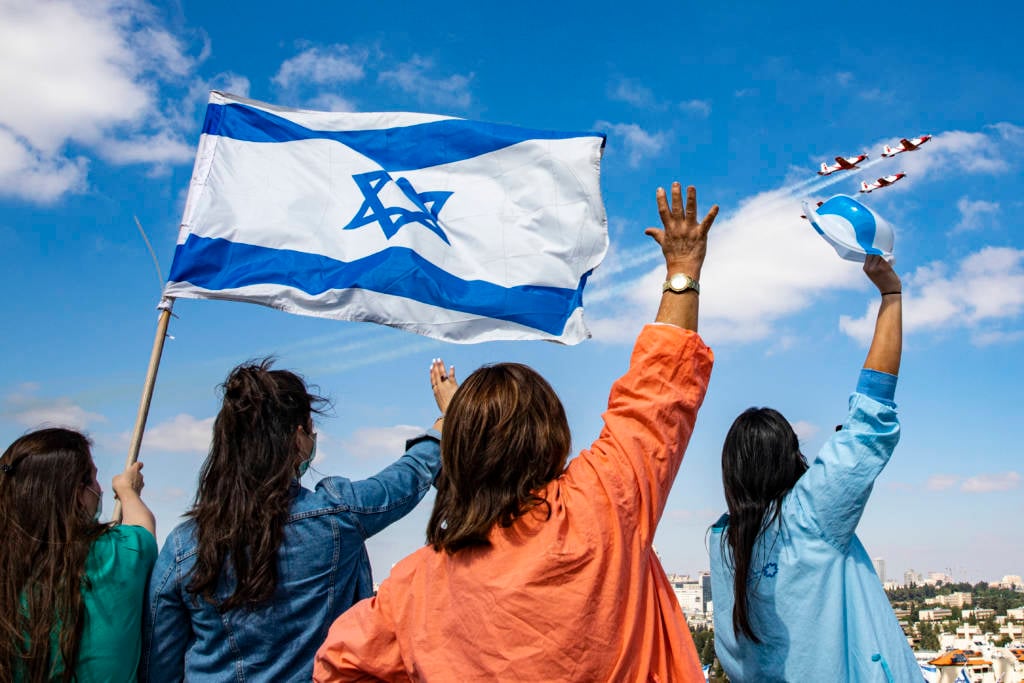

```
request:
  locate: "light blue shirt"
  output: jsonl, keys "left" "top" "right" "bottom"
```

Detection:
{"left": 710, "top": 370, "right": 922, "bottom": 682}
{"left": 141, "top": 432, "right": 441, "bottom": 683}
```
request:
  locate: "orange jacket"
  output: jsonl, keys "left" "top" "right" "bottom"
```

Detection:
{"left": 314, "top": 325, "right": 714, "bottom": 682}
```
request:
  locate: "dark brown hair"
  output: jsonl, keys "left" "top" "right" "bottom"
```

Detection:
{"left": 0, "top": 428, "right": 108, "bottom": 683}
{"left": 720, "top": 407, "right": 808, "bottom": 643}
{"left": 186, "top": 359, "right": 327, "bottom": 611}
{"left": 426, "top": 363, "right": 571, "bottom": 553}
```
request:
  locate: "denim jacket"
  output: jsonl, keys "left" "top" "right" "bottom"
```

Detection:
{"left": 140, "top": 432, "right": 441, "bottom": 683}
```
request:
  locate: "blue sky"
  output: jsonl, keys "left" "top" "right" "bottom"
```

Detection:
{"left": 1, "top": 0, "right": 1021, "bottom": 584}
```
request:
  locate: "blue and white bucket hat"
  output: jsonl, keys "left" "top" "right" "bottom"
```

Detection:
{"left": 802, "top": 194, "right": 894, "bottom": 263}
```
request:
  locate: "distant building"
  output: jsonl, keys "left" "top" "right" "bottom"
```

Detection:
{"left": 919, "top": 607, "right": 953, "bottom": 622}
{"left": 904, "top": 569, "right": 921, "bottom": 587}
{"left": 699, "top": 571, "right": 712, "bottom": 614}
{"left": 1007, "top": 607, "right": 1024, "bottom": 621}
{"left": 991, "top": 574, "right": 1023, "bottom": 589}
{"left": 964, "top": 608, "right": 996, "bottom": 621}
{"left": 673, "top": 578, "right": 704, "bottom": 618}
{"left": 872, "top": 558, "right": 886, "bottom": 583}
{"left": 926, "top": 592, "right": 973, "bottom": 608}
{"left": 925, "top": 571, "right": 953, "bottom": 586}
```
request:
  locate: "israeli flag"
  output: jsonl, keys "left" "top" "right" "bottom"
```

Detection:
{"left": 164, "top": 91, "right": 608, "bottom": 344}
{"left": 919, "top": 662, "right": 939, "bottom": 683}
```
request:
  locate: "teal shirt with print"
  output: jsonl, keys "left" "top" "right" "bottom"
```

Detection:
{"left": 60, "top": 525, "right": 158, "bottom": 682}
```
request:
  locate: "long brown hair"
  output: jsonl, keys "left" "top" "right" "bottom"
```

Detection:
{"left": 0, "top": 428, "right": 108, "bottom": 683}
{"left": 186, "top": 359, "right": 327, "bottom": 611}
{"left": 427, "top": 363, "right": 571, "bottom": 553}
{"left": 720, "top": 407, "right": 808, "bottom": 642}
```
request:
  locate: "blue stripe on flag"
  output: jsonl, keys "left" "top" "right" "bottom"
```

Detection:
{"left": 202, "top": 103, "right": 606, "bottom": 172}
{"left": 167, "top": 234, "right": 586, "bottom": 336}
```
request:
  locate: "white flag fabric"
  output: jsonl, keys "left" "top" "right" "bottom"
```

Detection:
{"left": 164, "top": 91, "right": 608, "bottom": 344}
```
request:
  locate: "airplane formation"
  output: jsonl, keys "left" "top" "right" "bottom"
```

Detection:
{"left": 802, "top": 134, "right": 931, "bottom": 219}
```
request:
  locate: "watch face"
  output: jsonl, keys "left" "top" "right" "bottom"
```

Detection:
{"left": 670, "top": 274, "right": 689, "bottom": 290}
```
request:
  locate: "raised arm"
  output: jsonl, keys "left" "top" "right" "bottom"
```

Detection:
{"left": 791, "top": 256, "right": 903, "bottom": 548}
{"left": 862, "top": 255, "right": 902, "bottom": 376}
{"left": 571, "top": 183, "right": 717, "bottom": 542}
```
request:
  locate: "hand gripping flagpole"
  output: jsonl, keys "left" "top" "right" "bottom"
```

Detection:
{"left": 112, "top": 296, "right": 175, "bottom": 523}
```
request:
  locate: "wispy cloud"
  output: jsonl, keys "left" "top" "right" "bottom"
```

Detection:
{"left": 925, "top": 474, "right": 960, "bottom": 491}
{"left": 341, "top": 425, "right": 424, "bottom": 460}
{"left": 791, "top": 420, "right": 820, "bottom": 444}
{"left": 272, "top": 44, "right": 368, "bottom": 89}
{"left": 608, "top": 78, "right": 660, "bottom": 109}
{"left": 138, "top": 414, "right": 214, "bottom": 453}
{"left": 679, "top": 99, "right": 711, "bottom": 117}
{"left": 594, "top": 121, "right": 668, "bottom": 169}
{"left": 3, "top": 386, "right": 106, "bottom": 430}
{"left": 378, "top": 56, "right": 473, "bottom": 110}
{"left": 952, "top": 196, "right": 1000, "bottom": 233}
{"left": 961, "top": 471, "right": 1020, "bottom": 493}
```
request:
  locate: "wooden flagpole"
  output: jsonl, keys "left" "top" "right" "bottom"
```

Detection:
{"left": 112, "top": 297, "right": 175, "bottom": 523}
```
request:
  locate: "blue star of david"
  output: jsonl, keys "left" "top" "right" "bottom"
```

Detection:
{"left": 342, "top": 170, "right": 453, "bottom": 244}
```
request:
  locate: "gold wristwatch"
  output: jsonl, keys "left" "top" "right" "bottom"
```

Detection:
{"left": 662, "top": 273, "right": 700, "bottom": 294}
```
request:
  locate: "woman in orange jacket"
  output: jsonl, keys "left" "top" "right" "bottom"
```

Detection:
{"left": 314, "top": 183, "right": 719, "bottom": 682}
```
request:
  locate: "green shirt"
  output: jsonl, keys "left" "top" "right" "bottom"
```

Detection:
{"left": 61, "top": 525, "right": 158, "bottom": 682}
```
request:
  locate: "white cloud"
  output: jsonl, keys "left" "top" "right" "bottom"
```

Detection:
{"left": 100, "top": 130, "right": 196, "bottom": 165}
{"left": 952, "top": 196, "right": 1000, "bottom": 233}
{"left": 0, "top": 129, "right": 88, "bottom": 202}
{"left": 609, "top": 78, "right": 659, "bottom": 108}
{"left": 679, "top": 99, "right": 711, "bottom": 117}
{"left": 3, "top": 386, "right": 106, "bottom": 430}
{"left": 925, "top": 474, "right": 959, "bottom": 491}
{"left": 341, "top": 425, "right": 424, "bottom": 460}
{"left": 961, "top": 471, "right": 1020, "bottom": 493}
{"left": 139, "top": 414, "right": 214, "bottom": 453}
{"left": 840, "top": 247, "right": 1024, "bottom": 346}
{"left": 835, "top": 72, "right": 854, "bottom": 87}
{"left": 378, "top": 56, "right": 472, "bottom": 110}
{"left": 0, "top": 0, "right": 204, "bottom": 202}
{"left": 308, "top": 93, "right": 357, "bottom": 112}
{"left": 595, "top": 121, "right": 668, "bottom": 169}
{"left": 272, "top": 44, "right": 367, "bottom": 89}
{"left": 790, "top": 420, "right": 819, "bottom": 443}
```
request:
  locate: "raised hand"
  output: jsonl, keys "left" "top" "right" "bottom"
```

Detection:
{"left": 113, "top": 461, "right": 145, "bottom": 498}
{"left": 644, "top": 182, "right": 719, "bottom": 279}
{"left": 430, "top": 358, "right": 458, "bottom": 416}
{"left": 863, "top": 255, "right": 901, "bottom": 296}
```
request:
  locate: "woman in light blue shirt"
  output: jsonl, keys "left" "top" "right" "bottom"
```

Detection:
{"left": 142, "top": 358, "right": 456, "bottom": 682}
{"left": 710, "top": 256, "right": 919, "bottom": 682}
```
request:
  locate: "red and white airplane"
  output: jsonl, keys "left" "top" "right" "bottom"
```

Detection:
{"left": 881, "top": 135, "right": 932, "bottom": 158}
{"left": 818, "top": 154, "right": 869, "bottom": 175}
{"left": 860, "top": 173, "right": 907, "bottom": 193}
